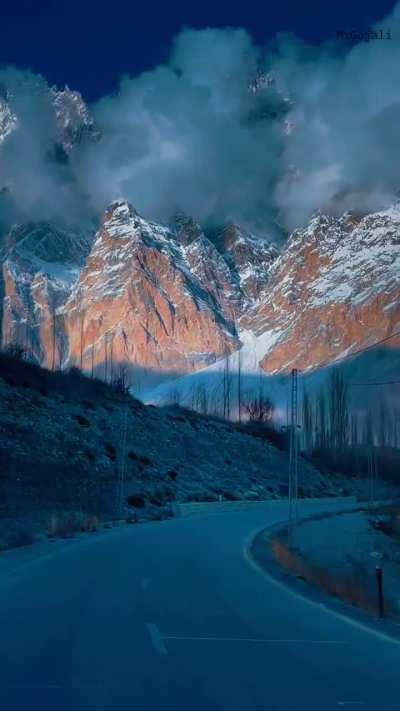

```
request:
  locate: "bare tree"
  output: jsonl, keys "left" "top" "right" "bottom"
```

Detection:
{"left": 222, "top": 350, "right": 232, "bottom": 419}
{"left": 302, "top": 390, "right": 313, "bottom": 452}
{"left": 242, "top": 390, "right": 274, "bottom": 422}
{"left": 350, "top": 412, "right": 359, "bottom": 446}
{"left": 378, "top": 399, "right": 388, "bottom": 447}
{"left": 190, "top": 383, "right": 209, "bottom": 414}
{"left": 237, "top": 347, "right": 242, "bottom": 423}
{"left": 111, "top": 363, "right": 130, "bottom": 394}
{"left": 170, "top": 388, "right": 181, "bottom": 406}
{"left": 328, "top": 369, "right": 349, "bottom": 450}
{"left": 316, "top": 391, "right": 327, "bottom": 450}
{"left": 363, "top": 409, "right": 374, "bottom": 447}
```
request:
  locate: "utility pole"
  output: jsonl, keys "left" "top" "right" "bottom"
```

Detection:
{"left": 368, "top": 445, "right": 377, "bottom": 514}
{"left": 288, "top": 368, "right": 299, "bottom": 542}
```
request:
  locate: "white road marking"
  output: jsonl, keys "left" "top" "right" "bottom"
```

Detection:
{"left": 162, "top": 635, "right": 345, "bottom": 644}
{"left": 7, "top": 684, "right": 65, "bottom": 689}
{"left": 146, "top": 623, "right": 167, "bottom": 655}
{"left": 337, "top": 703, "right": 366, "bottom": 707}
{"left": 6, "top": 683, "right": 141, "bottom": 690}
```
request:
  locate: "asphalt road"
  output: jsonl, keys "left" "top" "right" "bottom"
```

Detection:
{"left": 0, "top": 500, "right": 399, "bottom": 711}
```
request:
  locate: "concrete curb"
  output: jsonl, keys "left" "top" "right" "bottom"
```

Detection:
{"left": 174, "top": 495, "right": 357, "bottom": 518}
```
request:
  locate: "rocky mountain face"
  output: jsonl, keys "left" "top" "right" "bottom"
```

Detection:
{"left": 2, "top": 201, "right": 400, "bottom": 388}
{"left": 0, "top": 83, "right": 99, "bottom": 152}
{"left": 1, "top": 202, "right": 278, "bottom": 386}
{"left": 242, "top": 206, "right": 400, "bottom": 373}
{"left": 1, "top": 222, "right": 92, "bottom": 369}
{"left": 61, "top": 202, "right": 243, "bottom": 382}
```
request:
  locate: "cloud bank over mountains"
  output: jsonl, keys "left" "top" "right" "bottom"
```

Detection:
{"left": 1, "top": 2, "right": 400, "bottom": 236}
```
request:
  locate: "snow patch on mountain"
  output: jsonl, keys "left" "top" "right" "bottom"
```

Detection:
{"left": 309, "top": 206, "right": 400, "bottom": 308}
{"left": 0, "top": 94, "right": 17, "bottom": 144}
{"left": 141, "top": 326, "right": 288, "bottom": 416}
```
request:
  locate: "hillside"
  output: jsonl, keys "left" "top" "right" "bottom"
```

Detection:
{"left": 0, "top": 351, "right": 371, "bottom": 549}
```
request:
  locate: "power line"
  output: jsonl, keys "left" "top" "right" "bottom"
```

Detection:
{"left": 316, "top": 327, "right": 400, "bottom": 372}
{"left": 356, "top": 380, "right": 400, "bottom": 387}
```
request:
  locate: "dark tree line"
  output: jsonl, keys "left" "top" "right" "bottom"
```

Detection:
{"left": 301, "top": 370, "right": 400, "bottom": 481}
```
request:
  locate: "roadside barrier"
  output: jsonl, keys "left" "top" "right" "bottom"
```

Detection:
{"left": 173, "top": 496, "right": 357, "bottom": 518}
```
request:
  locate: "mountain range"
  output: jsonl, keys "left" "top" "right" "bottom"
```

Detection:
{"left": 1, "top": 84, "right": 400, "bottom": 404}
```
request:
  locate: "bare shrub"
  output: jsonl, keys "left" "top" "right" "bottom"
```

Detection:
{"left": 242, "top": 392, "right": 274, "bottom": 422}
{"left": 111, "top": 365, "right": 130, "bottom": 395}
{"left": 46, "top": 511, "right": 85, "bottom": 538}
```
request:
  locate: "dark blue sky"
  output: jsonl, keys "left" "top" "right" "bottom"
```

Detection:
{"left": 0, "top": 0, "right": 396, "bottom": 101}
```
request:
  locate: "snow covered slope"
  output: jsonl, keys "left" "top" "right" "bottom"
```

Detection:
{"left": 2, "top": 195, "right": 399, "bottom": 402}
{"left": 61, "top": 201, "right": 243, "bottom": 383}
{"left": 1, "top": 222, "right": 92, "bottom": 368}
{"left": 144, "top": 204, "right": 400, "bottom": 414}
{"left": 244, "top": 205, "right": 400, "bottom": 373}
{"left": 2, "top": 200, "right": 279, "bottom": 388}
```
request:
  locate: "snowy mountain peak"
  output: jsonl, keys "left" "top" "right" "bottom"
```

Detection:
{"left": 102, "top": 200, "right": 140, "bottom": 239}
{"left": 0, "top": 91, "right": 18, "bottom": 144}
{"left": 50, "top": 86, "right": 100, "bottom": 152}
{"left": 3, "top": 188, "right": 400, "bottom": 399}
{"left": 0, "top": 81, "right": 98, "bottom": 152}
{"left": 105, "top": 199, "right": 138, "bottom": 220}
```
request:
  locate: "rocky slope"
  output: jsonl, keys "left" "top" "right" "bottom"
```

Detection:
{"left": 0, "top": 352, "right": 353, "bottom": 547}
{"left": 144, "top": 204, "right": 400, "bottom": 413}
{"left": 1, "top": 199, "right": 400, "bottom": 390}
{"left": 1, "top": 202, "right": 278, "bottom": 388}
{"left": 243, "top": 205, "right": 400, "bottom": 373}
{"left": 1, "top": 222, "right": 92, "bottom": 368}
{"left": 2, "top": 75, "right": 399, "bottom": 392}
{"left": 62, "top": 202, "right": 242, "bottom": 382}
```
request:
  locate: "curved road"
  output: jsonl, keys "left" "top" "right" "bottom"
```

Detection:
{"left": 0, "top": 501, "right": 399, "bottom": 711}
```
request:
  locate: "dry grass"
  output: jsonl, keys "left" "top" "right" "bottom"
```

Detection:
{"left": 271, "top": 538, "right": 395, "bottom": 618}
{"left": 46, "top": 512, "right": 98, "bottom": 538}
